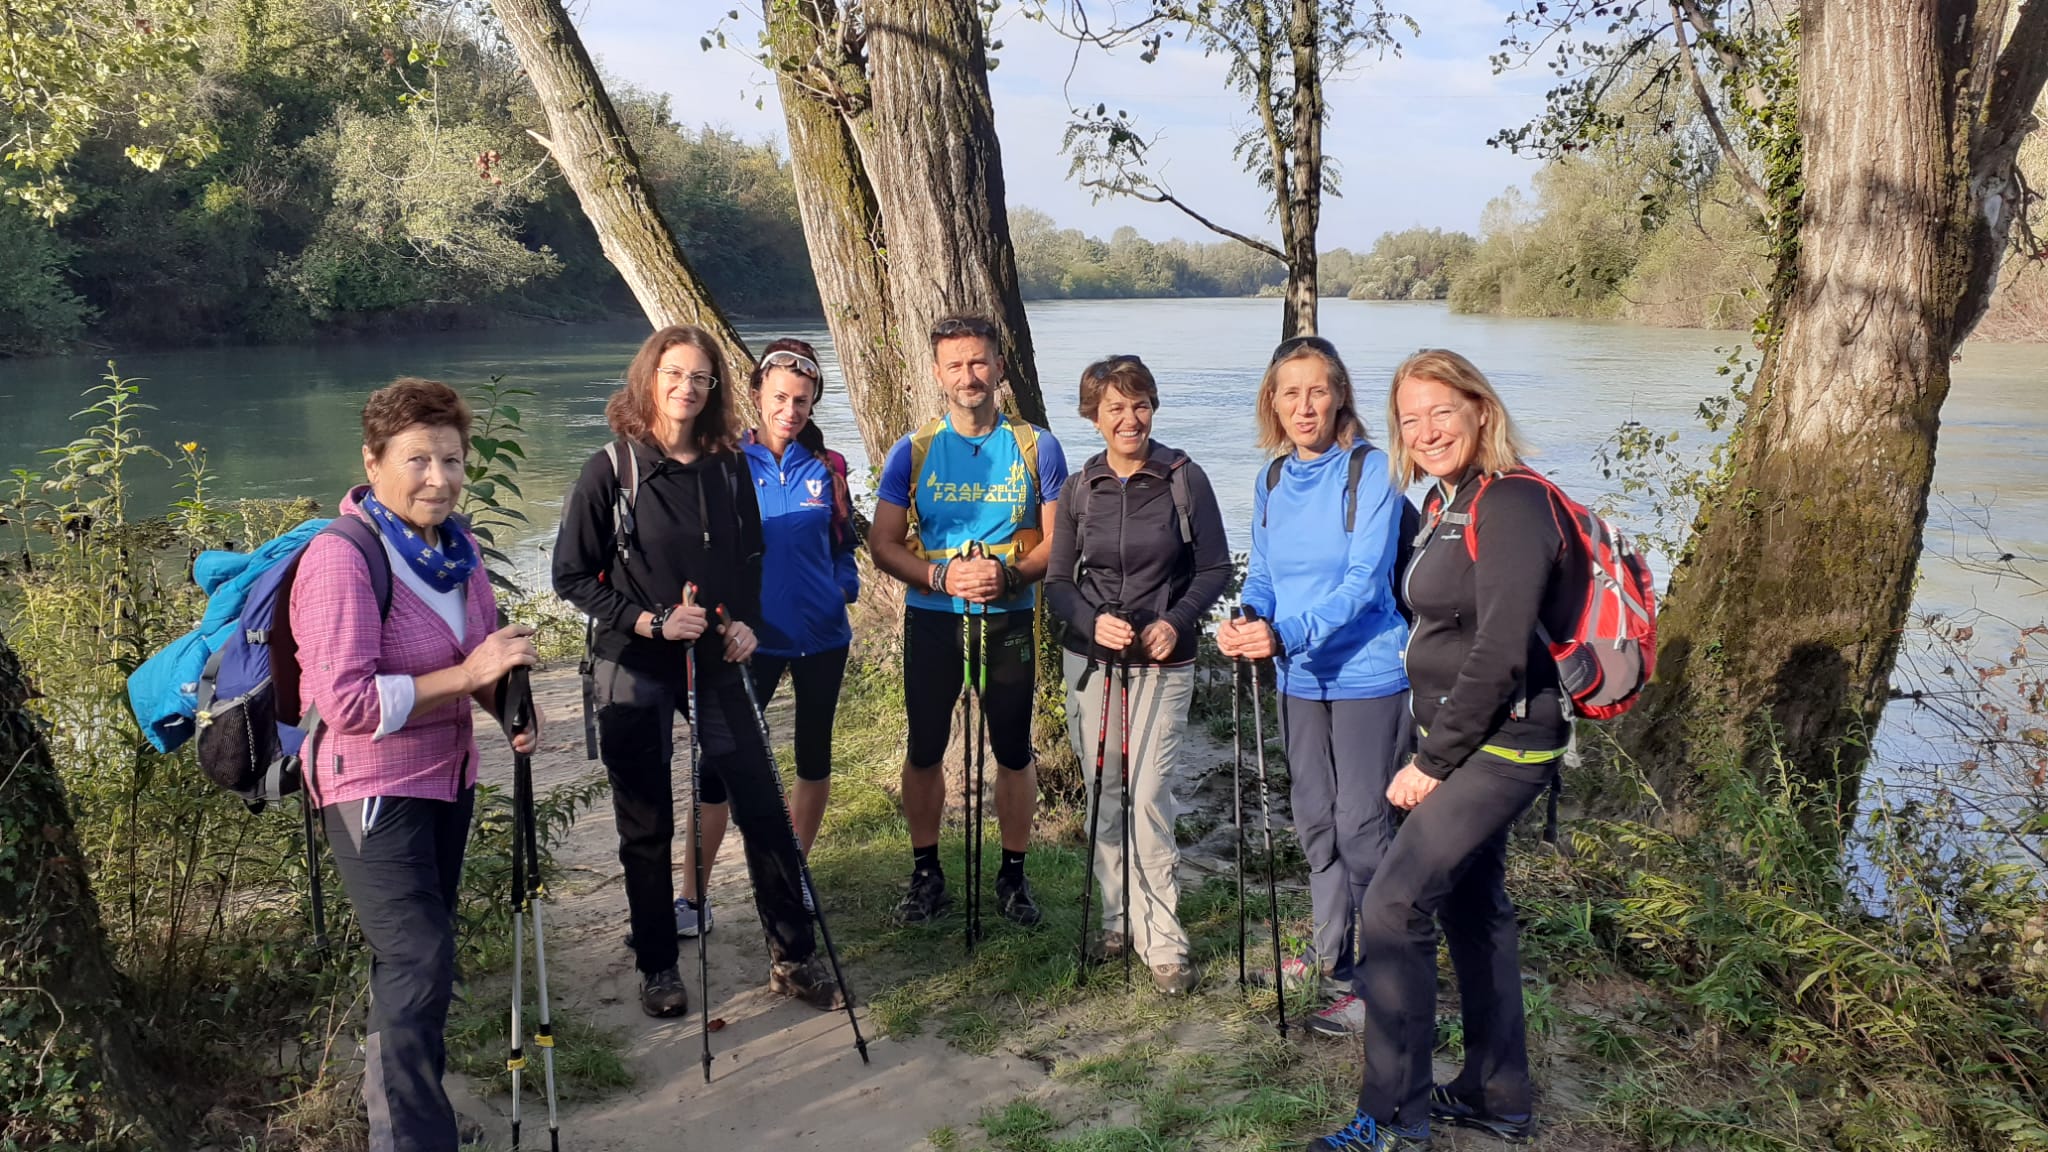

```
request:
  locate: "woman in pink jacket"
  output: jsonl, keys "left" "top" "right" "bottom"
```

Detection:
{"left": 291, "top": 378, "right": 538, "bottom": 1152}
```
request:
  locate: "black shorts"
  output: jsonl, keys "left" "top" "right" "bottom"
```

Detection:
{"left": 904, "top": 605, "right": 1036, "bottom": 771}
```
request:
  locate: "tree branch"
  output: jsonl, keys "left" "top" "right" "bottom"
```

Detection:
{"left": 1085, "top": 180, "right": 1286, "bottom": 260}
{"left": 1668, "top": 0, "right": 1772, "bottom": 216}
{"left": 1672, "top": 0, "right": 1743, "bottom": 74}
{"left": 1983, "top": 0, "right": 2048, "bottom": 162}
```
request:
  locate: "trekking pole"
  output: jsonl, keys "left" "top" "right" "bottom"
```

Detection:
{"left": 959, "top": 540, "right": 989, "bottom": 953}
{"left": 1117, "top": 646, "right": 1134, "bottom": 990}
{"left": 502, "top": 666, "right": 561, "bottom": 1150}
{"left": 507, "top": 737, "right": 528, "bottom": 1149}
{"left": 683, "top": 585, "right": 713, "bottom": 1084}
{"left": 1075, "top": 602, "right": 1119, "bottom": 986}
{"left": 718, "top": 606, "right": 871, "bottom": 1065}
{"left": 1230, "top": 622, "right": 1247, "bottom": 992}
{"left": 1239, "top": 604, "right": 1288, "bottom": 1038}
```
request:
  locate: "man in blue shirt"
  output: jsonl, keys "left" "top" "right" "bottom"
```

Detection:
{"left": 870, "top": 315, "right": 1069, "bottom": 926}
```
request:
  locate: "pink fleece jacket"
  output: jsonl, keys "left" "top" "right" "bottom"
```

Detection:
{"left": 291, "top": 489, "right": 499, "bottom": 808}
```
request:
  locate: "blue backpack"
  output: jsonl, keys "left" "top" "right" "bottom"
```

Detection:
{"left": 194, "top": 515, "right": 393, "bottom": 809}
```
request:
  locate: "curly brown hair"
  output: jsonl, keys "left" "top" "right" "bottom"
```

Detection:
{"left": 361, "top": 378, "right": 472, "bottom": 460}
{"left": 1078, "top": 355, "right": 1160, "bottom": 420}
{"left": 607, "top": 325, "right": 737, "bottom": 453}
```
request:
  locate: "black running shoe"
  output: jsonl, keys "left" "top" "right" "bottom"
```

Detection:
{"left": 897, "top": 868, "right": 953, "bottom": 923}
{"left": 640, "top": 966, "right": 690, "bottom": 1018}
{"left": 994, "top": 871, "right": 1043, "bottom": 926}
{"left": 769, "top": 955, "right": 846, "bottom": 1010}
{"left": 1428, "top": 1085, "right": 1533, "bottom": 1143}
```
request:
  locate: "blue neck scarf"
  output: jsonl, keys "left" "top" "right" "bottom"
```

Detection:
{"left": 359, "top": 492, "right": 476, "bottom": 595}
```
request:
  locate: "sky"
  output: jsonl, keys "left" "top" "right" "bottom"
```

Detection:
{"left": 570, "top": 0, "right": 1554, "bottom": 250}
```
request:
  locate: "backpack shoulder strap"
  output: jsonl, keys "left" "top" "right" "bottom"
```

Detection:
{"left": 906, "top": 416, "right": 950, "bottom": 528}
{"left": 824, "top": 448, "right": 857, "bottom": 548}
{"left": 1167, "top": 452, "right": 1194, "bottom": 546}
{"left": 1343, "top": 443, "right": 1371, "bottom": 533}
{"left": 1261, "top": 457, "right": 1285, "bottom": 527}
{"left": 1006, "top": 416, "right": 1042, "bottom": 510}
{"left": 321, "top": 514, "right": 393, "bottom": 620}
{"left": 602, "top": 438, "right": 639, "bottom": 559}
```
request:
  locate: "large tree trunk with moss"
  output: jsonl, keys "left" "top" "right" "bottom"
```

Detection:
{"left": 0, "top": 631, "right": 176, "bottom": 1147}
{"left": 767, "top": 0, "right": 915, "bottom": 464}
{"left": 1622, "top": 0, "right": 2048, "bottom": 800}
{"left": 488, "top": 0, "right": 756, "bottom": 378}
{"left": 856, "top": 0, "right": 1047, "bottom": 426}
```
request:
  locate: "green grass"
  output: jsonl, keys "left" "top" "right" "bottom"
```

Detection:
{"left": 445, "top": 986, "right": 633, "bottom": 1102}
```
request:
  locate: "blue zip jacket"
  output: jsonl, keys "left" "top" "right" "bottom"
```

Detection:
{"left": 1241, "top": 444, "right": 1410, "bottom": 701}
{"left": 745, "top": 435, "right": 859, "bottom": 657}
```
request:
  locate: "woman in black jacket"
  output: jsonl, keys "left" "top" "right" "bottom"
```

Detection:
{"left": 552, "top": 325, "right": 840, "bottom": 1019}
{"left": 1306, "top": 348, "right": 1581, "bottom": 1151}
{"left": 1045, "top": 355, "right": 1231, "bottom": 995}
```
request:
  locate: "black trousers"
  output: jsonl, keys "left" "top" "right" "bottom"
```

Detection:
{"left": 324, "top": 788, "right": 475, "bottom": 1152}
{"left": 701, "top": 646, "right": 849, "bottom": 803}
{"left": 593, "top": 657, "right": 814, "bottom": 975}
{"left": 1356, "top": 750, "right": 1551, "bottom": 1129}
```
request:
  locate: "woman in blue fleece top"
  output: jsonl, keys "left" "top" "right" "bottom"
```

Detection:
{"left": 676, "top": 337, "right": 860, "bottom": 938}
{"left": 1215, "top": 336, "right": 1411, "bottom": 1037}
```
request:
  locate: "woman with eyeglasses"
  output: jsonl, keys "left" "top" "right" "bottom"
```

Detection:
{"left": 1214, "top": 336, "right": 1412, "bottom": 1040}
{"left": 553, "top": 325, "right": 843, "bottom": 1020}
{"left": 674, "top": 337, "right": 860, "bottom": 939}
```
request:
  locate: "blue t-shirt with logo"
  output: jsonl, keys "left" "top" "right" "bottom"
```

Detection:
{"left": 878, "top": 418, "right": 1068, "bottom": 614}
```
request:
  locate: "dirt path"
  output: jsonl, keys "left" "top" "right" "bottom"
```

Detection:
{"left": 451, "top": 667, "right": 1047, "bottom": 1151}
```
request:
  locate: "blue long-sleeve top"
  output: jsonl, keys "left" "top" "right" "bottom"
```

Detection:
{"left": 744, "top": 435, "right": 859, "bottom": 657}
{"left": 1241, "top": 443, "right": 1410, "bottom": 701}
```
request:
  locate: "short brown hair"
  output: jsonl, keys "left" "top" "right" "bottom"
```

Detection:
{"left": 929, "top": 314, "right": 1000, "bottom": 354}
{"left": 1078, "top": 355, "right": 1160, "bottom": 420}
{"left": 608, "top": 325, "right": 738, "bottom": 454}
{"left": 1254, "top": 336, "right": 1367, "bottom": 456}
{"left": 362, "top": 378, "right": 472, "bottom": 460}
{"left": 1385, "top": 348, "right": 1528, "bottom": 485}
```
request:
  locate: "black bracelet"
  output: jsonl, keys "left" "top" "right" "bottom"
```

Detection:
{"left": 1000, "top": 564, "right": 1021, "bottom": 597}
{"left": 648, "top": 604, "right": 674, "bottom": 638}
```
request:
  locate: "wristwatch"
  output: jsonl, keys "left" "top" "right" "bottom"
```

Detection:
{"left": 648, "top": 604, "right": 675, "bottom": 638}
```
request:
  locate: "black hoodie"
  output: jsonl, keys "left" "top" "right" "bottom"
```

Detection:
{"left": 1403, "top": 465, "right": 1586, "bottom": 778}
{"left": 1045, "top": 439, "right": 1233, "bottom": 666}
{"left": 552, "top": 438, "right": 763, "bottom": 683}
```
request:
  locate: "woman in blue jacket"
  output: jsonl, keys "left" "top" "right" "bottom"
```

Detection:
{"left": 676, "top": 337, "right": 860, "bottom": 938}
{"left": 1215, "top": 336, "right": 1412, "bottom": 1038}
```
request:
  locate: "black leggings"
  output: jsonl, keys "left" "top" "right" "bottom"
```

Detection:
{"left": 700, "top": 646, "right": 848, "bottom": 804}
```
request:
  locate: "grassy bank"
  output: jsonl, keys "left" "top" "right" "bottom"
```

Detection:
{"left": 798, "top": 661, "right": 2048, "bottom": 1151}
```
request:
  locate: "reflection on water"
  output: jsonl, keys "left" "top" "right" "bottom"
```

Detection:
{"left": 2, "top": 299, "right": 2042, "bottom": 785}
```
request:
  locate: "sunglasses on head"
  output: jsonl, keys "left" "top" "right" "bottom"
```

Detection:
{"left": 1269, "top": 335, "right": 1342, "bottom": 364}
{"left": 762, "top": 348, "right": 822, "bottom": 380}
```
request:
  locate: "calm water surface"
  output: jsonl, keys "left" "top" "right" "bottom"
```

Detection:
{"left": 3, "top": 298, "right": 2042, "bottom": 780}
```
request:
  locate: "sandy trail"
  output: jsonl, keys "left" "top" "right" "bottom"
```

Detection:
{"left": 450, "top": 667, "right": 1047, "bottom": 1151}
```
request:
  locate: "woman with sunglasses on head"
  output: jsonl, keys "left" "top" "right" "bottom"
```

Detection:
{"left": 1214, "top": 336, "right": 1412, "bottom": 1041}
{"left": 553, "top": 325, "right": 843, "bottom": 1021}
{"left": 674, "top": 338, "right": 860, "bottom": 938}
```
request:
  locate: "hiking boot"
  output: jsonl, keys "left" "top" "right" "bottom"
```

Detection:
{"left": 1306, "top": 993, "right": 1367, "bottom": 1037}
{"left": 897, "top": 868, "right": 953, "bottom": 924}
{"left": 1151, "top": 960, "right": 1200, "bottom": 996}
{"left": 994, "top": 871, "right": 1043, "bottom": 926}
{"left": 640, "top": 966, "right": 690, "bottom": 1018}
{"left": 674, "top": 895, "right": 713, "bottom": 938}
{"left": 769, "top": 955, "right": 846, "bottom": 1010}
{"left": 1251, "top": 954, "right": 1345, "bottom": 998}
{"left": 1304, "top": 1112, "right": 1429, "bottom": 1151}
{"left": 1429, "top": 1085, "right": 1534, "bottom": 1143}
{"left": 1091, "top": 929, "right": 1128, "bottom": 962}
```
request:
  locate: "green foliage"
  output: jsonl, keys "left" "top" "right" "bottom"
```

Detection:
{"left": 461, "top": 375, "right": 535, "bottom": 596}
{"left": 0, "top": 208, "right": 92, "bottom": 353}
{"left": 1341, "top": 227, "right": 1476, "bottom": 301}
{"left": 1009, "top": 208, "right": 1287, "bottom": 299}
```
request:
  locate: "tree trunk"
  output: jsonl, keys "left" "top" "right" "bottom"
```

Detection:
{"left": 0, "top": 631, "right": 177, "bottom": 1147}
{"left": 1280, "top": 0, "right": 1322, "bottom": 339}
{"left": 1622, "top": 0, "right": 2048, "bottom": 799}
{"left": 767, "top": 0, "right": 915, "bottom": 464}
{"left": 489, "top": 0, "right": 757, "bottom": 379}
{"left": 857, "top": 0, "right": 1048, "bottom": 426}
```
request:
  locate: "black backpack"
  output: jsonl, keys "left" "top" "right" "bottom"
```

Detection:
{"left": 1261, "top": 443, "right": 1420, "bottom": 620}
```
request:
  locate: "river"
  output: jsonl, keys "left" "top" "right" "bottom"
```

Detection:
{"left": 3, "top": 298, "right": 2043, "bottom": 786}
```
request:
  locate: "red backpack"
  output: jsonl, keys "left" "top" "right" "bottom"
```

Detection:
{"left": 1465, "top": 469, "right": 1657, "bottom": 720}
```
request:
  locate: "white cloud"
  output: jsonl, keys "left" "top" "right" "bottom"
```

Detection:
{"left": 573, "top": 0, "right": 1546, "bottom": 243}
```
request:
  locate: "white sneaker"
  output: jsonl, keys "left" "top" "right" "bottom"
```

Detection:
{"left": 1306, "top": 992, "right": 1366, "bottom": 1037}
{"left": 674, "top": 896, "right": 713, "bottom": 938}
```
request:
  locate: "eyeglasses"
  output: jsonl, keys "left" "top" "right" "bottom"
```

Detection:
{"left": 930, "top": 316, "right": 1000, "bottom": 343}
{"left": 761, "top": 349, "right": 822, "bottom": 379}
{"left": 657, "top": 367, "right": 718, "bottom": 391}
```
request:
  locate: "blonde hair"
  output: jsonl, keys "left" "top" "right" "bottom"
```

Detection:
{"left": 1254, "top": 336, "right": 1368, "bottom": 456}
{"left": 1385, "top": 348, "right": 1528, "bottom": 485}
